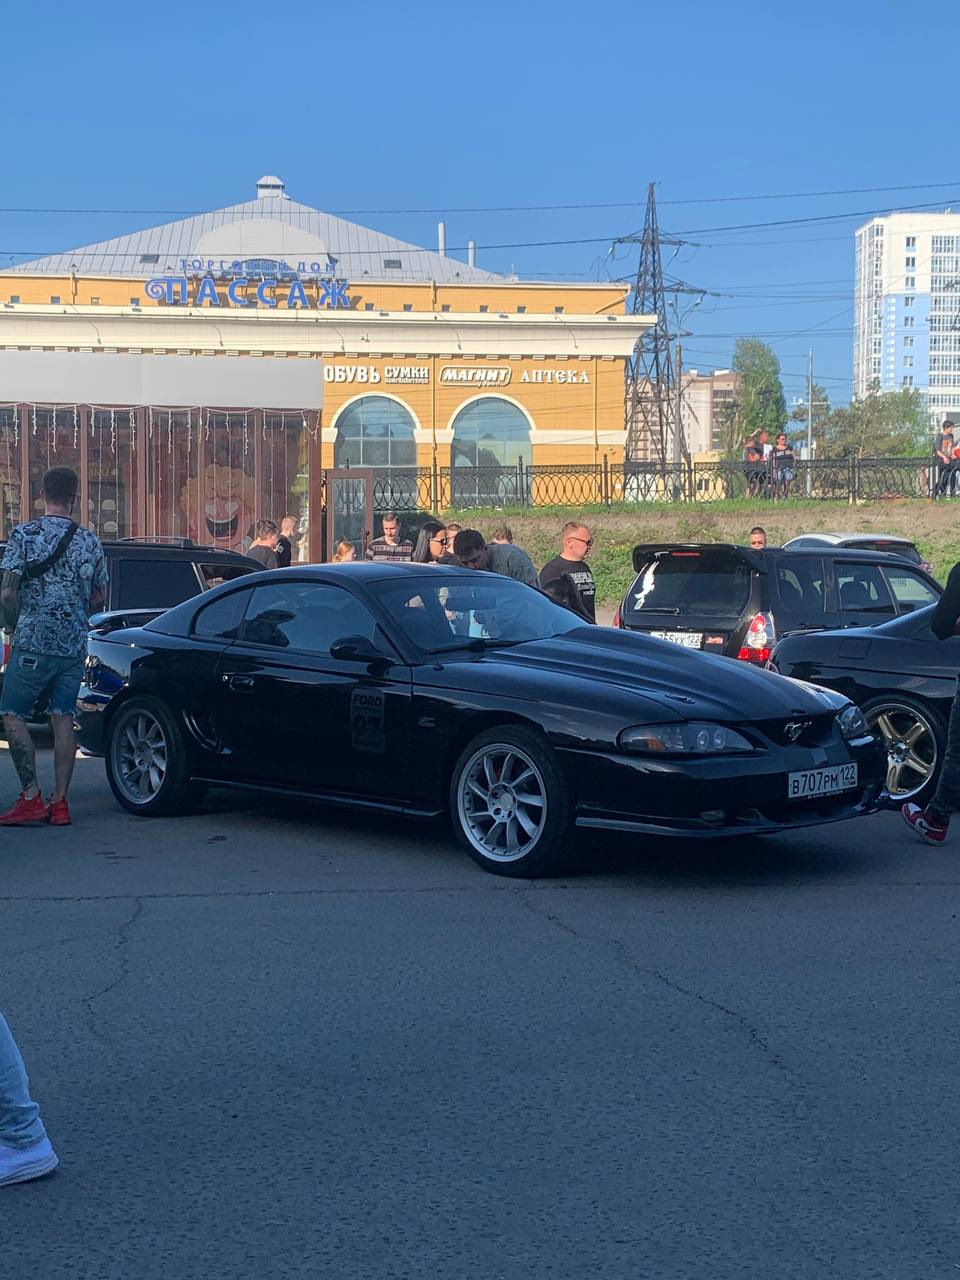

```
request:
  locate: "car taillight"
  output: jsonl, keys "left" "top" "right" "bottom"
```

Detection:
{"left": 737, "top": 612, "right": 775, "bottom": 664}
{"left": 612, "top": 606, "right": 622, "bottom": 628}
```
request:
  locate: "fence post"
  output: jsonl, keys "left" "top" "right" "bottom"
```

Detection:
{"left": 602, "top": 454, "right": 610, "bottom": 506}
{"left": 849, "top": 455, "right": 857, "bottom": 506}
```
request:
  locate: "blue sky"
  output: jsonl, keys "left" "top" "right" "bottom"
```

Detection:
{"left": 5, "top": 0, "right": 960, "bottom": 407}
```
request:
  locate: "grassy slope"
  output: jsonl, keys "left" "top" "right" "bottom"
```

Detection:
{"left": 445, "top": 499, "right": 957, "bottom": 606}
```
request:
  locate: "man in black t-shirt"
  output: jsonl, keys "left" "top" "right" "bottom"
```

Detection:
{"left": 540, "top": 521, "right": 597, "bottom": 623}
{"left": 275, "top": 515, "right": 299, "bottom": 568}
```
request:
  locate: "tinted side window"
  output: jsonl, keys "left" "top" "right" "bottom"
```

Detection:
{"left": 836, "top": 564, "right": 896, "bottom": 616}
{"left": 883, "top": 568, "right": 939, "bottom": 613}
{"left": 198, "top": 562, "right": 253, "bottom": 590}
{"left": 193, "top": 589, "right": 253, "bottom": 640}
{"left": 115, "top": 558, "right": 201, "bottom": 609}
{"left": 235, "top": 581, "right": 377, "bottom": 654}
{"left": 775, "top": 559, "right": 826, "bottom": 617}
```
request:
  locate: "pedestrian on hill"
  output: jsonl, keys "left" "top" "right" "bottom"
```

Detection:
{"left": 0, "top": 466, "right": 107, "bottom": 826}
{"left": 540, "top": 521, "right": 597, "bottom": 623}
{"left": 490, "top": 525, "right": 513, "bottom": 544}
{"left": 452, "top": 529, "right": 539, "bottom": 587}
{"left": 0, "top": 1010, "right": 58, "bottom": 1187}
{"left": 411, "top": 521, "right": 449, "bottom": 564}
{"left": 330, "top": 540, "right": 356, "bottom": 562}
{"left": 935, "top": 423, "right": 957, "bottom": 499}
{"left": 366, "top": 512, "right": 414, "bottom": 562}
{"left": 771, "top": 433, "right": 795, "bottom": 498}
{"left": 748, "top": 527, "right": 767, "bottom": 550}
{"left": 247, "top": 520, "right": 280, "bottom": 569}
{"left": 742, "top": 435, "right": 766, "bottom": 498}
{"left": 275, "top": 515, "right": 299, "bottom": 568}
{"left": 904, "top": 563, "right": 960, "bottom": 843}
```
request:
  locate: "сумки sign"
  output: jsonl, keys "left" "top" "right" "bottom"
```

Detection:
{"left": 144, "top": 275, "right": 352, "bottom": 309}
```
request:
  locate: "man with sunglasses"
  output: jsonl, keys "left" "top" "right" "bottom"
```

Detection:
{"left": 540, "top": 521, "right": 596, "bottom": 623}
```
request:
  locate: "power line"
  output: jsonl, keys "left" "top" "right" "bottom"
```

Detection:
{"left": 1, "top": 180, "right": 959, "bottom": 217}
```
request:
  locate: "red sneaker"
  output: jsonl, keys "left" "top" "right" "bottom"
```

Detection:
{"left": 0, "top": 793, "right": 49, "bottom": 826}
{"left": 902, "top": 802, "right": 949, "bottom": 845}
{"left": 48, "top": 797, "right": 71, "bottom": 827}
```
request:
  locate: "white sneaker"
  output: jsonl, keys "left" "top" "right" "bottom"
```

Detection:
{"left": 0, "top": 1135, "right": 58, "bottom": 1187}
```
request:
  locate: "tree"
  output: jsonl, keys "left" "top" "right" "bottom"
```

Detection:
{"left": 732, "top": 338, "right": 788, "bottom": 440}
{"left": 789, "top": 382, "right": 831, "bottom": 443}
{"left": 820, "top": 388, "right": 929, "bottom": 459}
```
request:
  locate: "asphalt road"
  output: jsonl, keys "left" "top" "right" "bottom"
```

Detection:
{"left": 2, "top": 746, "right": 959, "bottom": 1280}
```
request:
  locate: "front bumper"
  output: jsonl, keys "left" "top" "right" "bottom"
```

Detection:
{"left": 563, "top": 734, "right": 887, "bottom": 839}
{"left": 75, "top": 684, "right": 112, "bottom": 755}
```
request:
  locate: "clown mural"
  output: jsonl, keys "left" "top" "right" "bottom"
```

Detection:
{"left": 179, "top": 456, "right": 257, "bottom": 551}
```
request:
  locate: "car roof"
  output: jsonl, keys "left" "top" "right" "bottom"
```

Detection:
{"left": 630, "top": 542, "right": 932, "bottom": 572}
{"left": 784, "top": 532, "right": 915, "bottom": 545}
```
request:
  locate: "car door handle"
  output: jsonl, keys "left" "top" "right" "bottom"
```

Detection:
{"left": 224, "top": 674, "right": 255, "bottom": 691}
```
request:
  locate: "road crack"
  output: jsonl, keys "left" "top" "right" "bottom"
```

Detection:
{"left": 81, "top": 897, "right": 144, "bottom": 1052}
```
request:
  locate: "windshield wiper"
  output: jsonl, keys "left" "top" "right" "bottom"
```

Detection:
{"left": 633, "top": 606, "right": 682, "bottom": 614}
{"left": 427, "top": 637, "right": 527, "bottom": 655}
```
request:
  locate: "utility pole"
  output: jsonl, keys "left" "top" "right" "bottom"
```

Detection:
{"left": 807, "top": 349, "right": 814, "bottom": 497}
{"left": 673, "top": 340, "right": 683, "bottom": 499}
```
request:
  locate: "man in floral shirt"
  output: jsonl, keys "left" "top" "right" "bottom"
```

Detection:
{"left": 0, "top": 467, "right": 107, "bottom": 826}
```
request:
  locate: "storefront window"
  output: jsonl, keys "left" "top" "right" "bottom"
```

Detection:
{"left": 89, "top": 408, "right": 138, "bottom": 540}
{"left": 0, "top": 406, "right": 21, "bottom": 538}
{"left": 262, "top": 413, "right": 309, "bottom": 538}
{"left": 333, "top": 396, "right": 417, "bottom": 470}
{"left": 450, "top": 398, "right": 532, "bottom": 468}
{"left": 199, "top": 411, "right": 257, "bottom": 553}
{"left": 146, "top": 409, "right": 194, "bottom": 543}
{"left": 27, "top": 408, "right": 82, "bottom": 520}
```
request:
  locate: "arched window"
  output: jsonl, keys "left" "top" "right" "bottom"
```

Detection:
{"left": 334, "top": 397, "right": 417, "bottom": 470}
{"left": 451, "top": 398, "right": 532, "bottom": 469}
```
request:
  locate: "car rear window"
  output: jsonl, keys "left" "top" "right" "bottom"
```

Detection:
{"left": 850, "top": 539, "right": 921, "bottom": 564}
{"left": 114, "top": 557, "right": 201, "bottom": 609}
{"left": 198, "top": 562, "right": 254, "bottom": 590}
{"left": 625, "top": 549, "right": 753, "bottom": 619}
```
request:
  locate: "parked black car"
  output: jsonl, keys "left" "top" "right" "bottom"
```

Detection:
{"left": 77, "top": 563, "right": 886, "bottom": 878}
{"left": 770, "top": 605, "right": 957, "bottom": 804}
{"left": 1, "top": 538, "right": 259, "bottom": 698}
{"left": 614, "top": 543, "right": 942, "bottom": 665}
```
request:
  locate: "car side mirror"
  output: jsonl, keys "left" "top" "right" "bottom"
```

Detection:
{"left": 330, "top": 634, "right": 390, "bottom": 666}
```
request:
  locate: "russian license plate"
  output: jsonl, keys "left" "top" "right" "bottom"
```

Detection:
{"left": 650, "top": 630, "right": 703, "bottom": 648}
{"left": 787, "top": 762, "right": 858, "bottom": 800}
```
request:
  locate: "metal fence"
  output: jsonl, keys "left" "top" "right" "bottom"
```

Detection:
{"left": 363, "top": 457, "right": 941, "bottom": 513}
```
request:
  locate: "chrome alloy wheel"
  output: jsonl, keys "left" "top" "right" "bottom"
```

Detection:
{"left": 113, "top": 711, "right": 169, "bottom": 805}
{"left": 457, "top": 743, "right": 548, "bottom": 863}
{"left": 866, "top": 703, "right": 938, "bottom": 800}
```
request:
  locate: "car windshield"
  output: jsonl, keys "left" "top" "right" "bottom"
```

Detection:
{"left": 624, "top": 549, "right": 753, "bottom": 618}
{"left": 373, "top": 575, "right": 583, "bottom": 650}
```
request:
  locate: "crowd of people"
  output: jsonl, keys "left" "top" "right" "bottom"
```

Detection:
{"left": 741, "top": 430, "right": 796, "bottom": 499}
{"left": 360, "top": 510, "right": 597, "bottom": 623}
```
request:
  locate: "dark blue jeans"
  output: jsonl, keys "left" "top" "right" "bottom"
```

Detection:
{"left": 931, "top": 684, "right": 960, "bottom": 820}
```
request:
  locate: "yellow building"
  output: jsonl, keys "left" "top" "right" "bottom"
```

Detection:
{"left": 0, "top": 176, "right": 650, "bottom": 557}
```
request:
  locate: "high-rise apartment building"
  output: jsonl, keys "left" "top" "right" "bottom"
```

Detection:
{"left": 854, "top": 211, "right": 960, "bottom": 425}
{"left": 679, "top": 368, "right": 740, "bottom": 455}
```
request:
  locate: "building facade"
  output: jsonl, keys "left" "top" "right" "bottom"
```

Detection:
{"left": 854, "top": 211, "right": 960, "bottom": 425}
{"left": 679, "top": 368, "right": 740, "bottom": 456}
{"left": 0, "top": 177, "right": 651, "bottom": 557}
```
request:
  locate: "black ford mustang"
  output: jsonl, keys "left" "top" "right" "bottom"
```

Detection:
{"left": 77, "top": 563, "right": 886, "bottom": 877}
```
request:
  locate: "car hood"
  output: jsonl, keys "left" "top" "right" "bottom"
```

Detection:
{"left": 435, "top": 627, "right": 847, "bottom": 721}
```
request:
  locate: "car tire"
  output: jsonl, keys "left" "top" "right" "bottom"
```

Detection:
{"left": 861, "top": 694, "right": 946, "bottom": 805}
{"left": 105, "top": 696, "right": 201, "bottom": 817}
{"left": 449, "top": 725, "right": 574, "bottom": 878}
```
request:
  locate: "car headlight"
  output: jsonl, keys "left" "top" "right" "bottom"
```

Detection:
{"left": 838, "top": 704, "right": 869, "bottom": 740}
{"left": 619, "top": 722, "right": 755, "bottom": 755}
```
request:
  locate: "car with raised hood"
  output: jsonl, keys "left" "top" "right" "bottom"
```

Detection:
{"left": 769, "top": 604, "right": 957, "bottom": 806}
{"left": 614, "top": 543, "right": 941, "bottom": 667}
{"left": 76, "top": 563, "right": 886, "bottom": 878}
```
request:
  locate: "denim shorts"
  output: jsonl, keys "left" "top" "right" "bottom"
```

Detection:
{"left": 0, "top": 649, "right": 85, "bottom": 719}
